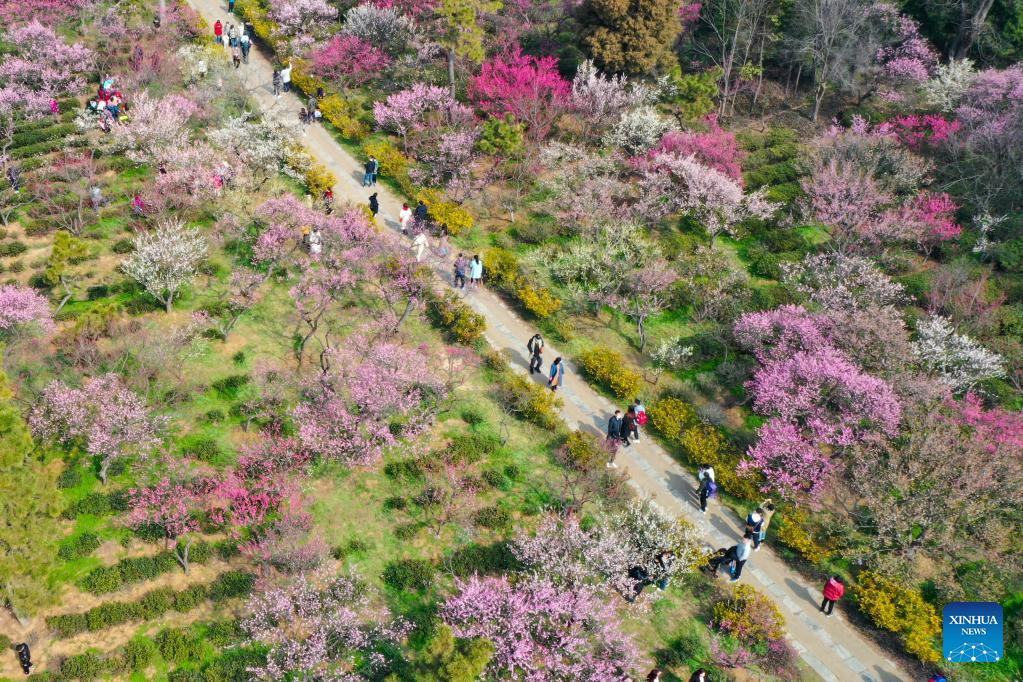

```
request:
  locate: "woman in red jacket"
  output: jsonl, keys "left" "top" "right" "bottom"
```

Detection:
{"left": 820, "top": 575, "right": 845, "bottom": 617}
{"left": 213, "top": 19, "right": 223, "bottom": 43}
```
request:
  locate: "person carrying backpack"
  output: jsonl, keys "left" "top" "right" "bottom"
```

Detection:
{"left": 697, "top": 464, "right": 716, "bottom": 513}
{"left": 527, "top": 333, "right": 544, "bottom": 374}
{"left": 633, "top": 398, "right": 647, "bottom": 441}
{"left": 746, "top": 508, "right": 764, "bottom": 550}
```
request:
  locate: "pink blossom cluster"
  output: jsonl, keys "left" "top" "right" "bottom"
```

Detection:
{"left": 0, "top": 284, "right": 53, "bottom": 337}
{"left": 944, "top": 392, "right": 1023, "bottom": 454}
{"left": 369, "top": 0, "right": 437, "bottom": 18}
{"left": 253, "top": 198, "right": 376, "bottom": 266}
{"left": 468, "top": 45, "right": 570, "bottom": 139}
{"left": 643, "top": 115, "right": 744, "bottom": 182}
{"left": 373, "top": 83, "right": 474, "bottom": 142}
{"left": 735, "top": 305, "right": 902, "bottom": 502}
{"left": 0, "top": 21, "right": 95, "bottom": 118}
{"left": 874, "top": 7, "right": 938, "bottom": 86}
{"left": 126, "top": 476, "right": 201, "bottom": 545}
{"left": 30, "top": 374, "right": 166, "bottom": 483}
{"left": 240, "top": 506, "right": 327, "bottom": 574}
{"left": 242, "top": 570, "right": 410, "bottom": 680}
{"left": 309, "top": 35, "right": 392, "bottom": 85}
{"left": 0, "top": 0, "right": 89, "bottom": 25}
{"left": 269, "top": 0, "right": 338, "bottom": 44}
{"left": 440, "top": 575, "right": 638, "bottom": 680}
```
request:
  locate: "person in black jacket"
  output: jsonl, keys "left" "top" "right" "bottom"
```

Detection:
{"left": 368, "top": 193, "right": 379, "bottom": 216}
{"left": 15, "top": 642, "right": 32, "bottom": 675}
{"left": 527, "top": 333, "right": 544, "bottom": 374}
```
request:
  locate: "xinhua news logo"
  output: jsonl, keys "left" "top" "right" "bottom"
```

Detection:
{"left": 942, "top": 602, "right": 1003, "bottom": 663}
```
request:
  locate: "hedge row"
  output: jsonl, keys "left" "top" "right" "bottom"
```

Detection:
{"left": 46, "top": 571, "right": 254, "bottom": 638}
{"left": 577, "top": 347, "right": 643, "bottom": 401}
{"left": 10, "top": 135, "right": 86, "bottom": 159}
{"left": 80, "top": 542, "right": 219, "bottom": 594}
{"left": 483, "top": 247, "right": 562, "bottom": 319}
{"left": 61, "top": 491, "right": 129, "bottom": 519}
{"left": 11, "top": 123, "right": 77, "bottom": 150}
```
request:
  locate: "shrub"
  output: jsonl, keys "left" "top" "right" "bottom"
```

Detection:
{"left": 321, "top": 95, "right": 370, "bottom": 139}
{"left": 577, "top": 348, "right": 642, "bottom": 400}
{"left": 384, "top": 458, "right": 423, "bottom": 481}
{"left": 111, "top": 238, "right": 134, "bottom": 254}
{"left": 382, "top": 558, "right": 435, "bottom": 590}
{"left": 123, "top": 637, "right": 156, "bottom": 671}
{"left": 47, "top": 612, "right": 88, "bottom": 637}
{"left": 58, "top": 532, "right": 102, "bottom": 561}
{"left": 493, "top": 371, "right": 561, "bottom": 429}
{"left": 417, "top": 190, "right": 473, "bottom": 236}
{"left": 517, "top": 285, "right": 562, "bottom": 318}
{"left": 289, "top": 61, "right": 327, "bottom": 96}
{"left": 445, "top": 542, "right": 521, "bottom": 577}
{"left": 680, "top": 424, "right": 760, "bottom": 500}
{"left": 482, "top": 247, "right": 521, "bottom": 291}
{"left": 87, "top": 600, "right": 137, "bottom": 631}
{"left": 0, "top": 241, "right": 28, "bottom": 257}
{"left": 205, "top": 620, "right": 245, "bottom": 648}
{"left": 60, "top": 652, "right": 105, "bottom": 681}
{"left": 181, "top": 436, "right": 222, "bottom": 462}
{"left": 137, "top": 587, "right": 176, "bottom": 619}
{"left": 158, "top": 628, "right": 200, "bottom": 664}
{"left": 204, "top": 408, "right": 226, "bottom": 423}
{"left": 208, "top": 571, "right": 255, "bottom": 601}
{"left": 855, "top": 572, "right": 941, "bottom": 663}
{"left": 997, "top": 237, "right": 1023, "bottom": 273}
{"left": 63, "top": 491, "right": 117, "bottom": 519}
{"left": 473, "top": 505, "right": 511, "bottom": 529}
{"left": 210, "top": 375, "right": 249, "bottom": 399}
{"left": 174, "top": 584, "right": 208, "bottom": 612}
{"left": 56, "top": 466, "right": 82, "bottom": 489}
{"left": 712, "top": 584, "right": 785, "bottom": 643}
{"left": 648, "top": 397, "right": 698, "bottom": 442}
{"left": 0, "top": 634, "right": 9, "bottom": 651}
{"left": 81, "top": 566, "right": 122, "bottom": 594}
{"left": 447, "top": 431, "right": 501, "bottom": 464}
{"left": 394, "top": 522, "right": 422, "bottom": 540}
{"left": 168, "top": 669, "right": 204, "bottom": 682}
{"left": 482, "top": 468, "right": 506, "bottom": 488}
{"left": 304, "top": 162, "right": 337, "bottom": 198}
{"left": 774, "top": 508, "right": 829, "bottom": 564}
{"left": 425, "top": 290, "right": 486, "bottom": 344}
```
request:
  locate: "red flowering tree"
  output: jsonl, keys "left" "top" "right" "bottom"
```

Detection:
{"left": 468, "top": 45, "right": 570, "bottom": 139}
{"left": 647, "top": 115, "right": 744, "bottom": 182}
{"left": 126, "top": 477, "right": 207, "bottom": 572}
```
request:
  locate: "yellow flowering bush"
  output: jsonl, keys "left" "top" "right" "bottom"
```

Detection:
{"left": 303, "top": 163, "right": 336, "bottom": 197}
{"left": 855, "top": 571, "right": 941, "bottom": 663}
{"left": 320, "top": 97, "right": 369, "bottom": 140}
{"left": 648, "top": 397, "right": 697, "bottom": 442}
{"left": 426, "top": 291, "right": 486, "bottom": 345}
{"left": 517, "top": 285, "right": 562, "bottom": 319}
{"left": 577, "top": 348, "right": 643, "bottom": 401}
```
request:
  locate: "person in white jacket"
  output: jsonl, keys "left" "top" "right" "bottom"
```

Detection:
{"left": 398, "top": 203, "right": 412, "bottom": 233}
{"left": 411, "top": 232, "right": 429, "bottom": 262}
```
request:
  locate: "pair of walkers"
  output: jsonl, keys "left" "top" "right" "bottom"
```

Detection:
{"left": 453, "top": 253, "right": 483, "bottom": 289}
{"left": 605, "top": 399, "right": 647, "bottom": 463}
{"left": 525, "top": 333, "right": 564, "bottom": 391}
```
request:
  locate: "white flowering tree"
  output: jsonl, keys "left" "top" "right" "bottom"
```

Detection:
{"left": 341, "top": 4, "right": 416, "bottom": 55}
{"left": 602, "top": 105, "right": 674, "bottom": 155}
{"left": 571, "top": 60, "right": 651, "bottom": 130}
{"left": 912, "top": 315, "right": 1005, "bottom": 391}
{"left": 121, "top": 219, "right": 207, "bottom": 313}
{"left": 921, "top": 59, "right": 975, "bottom": 112}
{"left": 208, "top": 115, "right": 309, "bottom": 188}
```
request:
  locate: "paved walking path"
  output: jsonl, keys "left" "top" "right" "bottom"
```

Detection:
{"left": 187, "top": 6, "right": 911, "bottom": 680}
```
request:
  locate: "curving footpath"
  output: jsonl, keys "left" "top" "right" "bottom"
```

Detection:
{"left": 182, "top": 4, "right": 911, "bottom": 679}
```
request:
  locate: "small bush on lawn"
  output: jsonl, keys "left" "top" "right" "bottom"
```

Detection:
{"left": 208, "top": 571, "right": 255, "bottom": 601}
{"left": 47, "top": 612, "right": 88, "bottom": 637}
{"left": 460, "top": 405, "right": 486, "bottom": 425}
{"left": 58, "top": 532, "right": 101, "bottom": 561}
{"left": 445, "top": 542, "right": 522, "bottom": 576}
{"left": 384, "top": 457, "right": 423, "bottom": 482}
{"left": 80, "top": 566, "right": 122, "bottom": 594}
{"left": 382, "top": 558, "right": 435, "bottom": 591}
{"left": 56, "top": 466, "right": 82, "bottom": 489}
{"left": 111, "top": 238, "right": 134, "bottom": 254}
{"left": 577, "top": 348, "right": 643, "bottom": 400}
{"left": 855, "top": 571, "right": 942, "bottom": 663}
{"left": 181, "top": 435, "right": 222, "bottom": 462}
{"left": 137, "top": 587, "right": 176, "bottom": 619}
{"left": 204, "top": 620, "right": 245, "bottom": 647}
{"left": 447, "top": 431, "right": 501, "bottom": 464}
{"left": 168, "top": 668, "right": 204, "bottom": 682}
{"left": 473, "top": 505, "right": 511, "bottom": 530}
{"left": 210, "top": 375, "right": 250, "bottom": 399}
{"left": 60, "top": 652, "right": 105, "bottom": 681}
{"left": 158, "top": 628, "right": 201, "bottom": 664}
{"left": 493, "top": 371, "right": 561, "bottom": 429}
{"left": 123, "top": 637, "right": 156, "bottom": 671}
{"left": 482, "top": 247, "right": 521, "bottom": 291}
{"left": 517, "top": 285, "right": 562, "bottom": 318}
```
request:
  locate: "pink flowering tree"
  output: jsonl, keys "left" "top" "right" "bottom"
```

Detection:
{"left": 740, "top": 419, "right": 833, "bottom": 504}
{"left": 746, "top": 344, "right": 902, "bottom": 447}
{"left": 0, "top": 0, "right": 88, "bottom": 24}
{"left": 646, "top": 115, "right": 744, "bottom": 182}
{"left": 469, "top": 45, "right": 570, "bottom": 139}
{"left": 0, "top": 285, "right": 53, "bottom": 341}
{"left": 289, "top": 265, "right": 359, "bottom": 365}
{"left": 373, "top": 83, "right": 474, "bottom": 152}
{"left": 241, "top": 571, "right": 410, "bottom": 681}
{"left": 30, "top": 374, "right": 167, "bottom": 484}
{"left": 294, "top": 341, "right": 443, "bottom": 466}
{"left": 241, "top": 506, "right": 328, "bottom": 575}
{"left": 441, "top": 575, "right": 639, "bottom": 680}
{"left": 269, "top": 0, "right": 338, "bottom": 46}
{"left": 308, "top": 35, "right": 392, "bottom": 86}
{"left": 0, "top": 21, "right": 95, "bottom": 119}
{"left": 801, "top": 159, "right": 898, "bottom": 250}
{"left": 636, "top": 152, "right": 777, "bottom": 243}
{"left": 733, "top": 305, "right": 830, "bottom": 364}
{"left": 126, "top": 476, "right": 207, "bottom": 572}
{"left": 871, "top": 5, "right": 938, "bottom": 100}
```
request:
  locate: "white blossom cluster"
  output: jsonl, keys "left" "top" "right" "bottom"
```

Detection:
{"left": 121, "top": 219, "right": 207, "bottom": 311}
{"left": 602, "top": 106, "right": 675, "bottom": 155}
{"left": 912, "top": 315, "right": 1005, "bottom": 391}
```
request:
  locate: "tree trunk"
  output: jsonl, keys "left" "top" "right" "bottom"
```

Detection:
{"left": 164, "top": 294, "right": 173, "bottom": 313}
{"left": 175, "top": 536, "right": 192, "bottom": 574}
{"left": 637, "top": 314, "right": 648, "bottom": 352}
{"left": 159, "top": 0, "right": 166, "bottom": 25}
{"left": 99, "top": 456, "right": 110, "bottom": 485}
{"left": 447, "top": 49, "right": 457, "bottom": 99}
{"left": 812, "top": 81, "right": 826, "bottom": 122}
{"left": 949, "top": 0, "right": 996, "bottom": 59}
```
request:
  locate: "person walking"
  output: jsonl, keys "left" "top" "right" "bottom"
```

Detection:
{"left": 548, "top": 357, "right": 565, "bottom": 392}
{"left": 627, "top": 564, "right": 653, "bottom": 602}
{"left": 436, "top": 232, "right": 450, "bottom": 257}
{"left": 239, "top": 30, "right": 250, "bottom": 63}
{"left": 362, "top": 158, "right": 375, "bottom": 186}
{"left": 398, "top": 202, "right": 412, "bottom": 233}
{"left": 453, "top": 253, "right": 467, "bottom": 289}
{"left": 759, "top": 499, "right": 776, "bottom": 547}
{"left": 468, "top": 255, "right": 483, "bottom": 287}
{"left": 280, "top": 61, "right": 292, "bottom": 92}
{"left": 527, "top": 333, "right": 543, "bottom": 374}
{"left": 368, "top": 193, "right": 379, "bottom": 217}
{"left": 231, "top": 44, "right": 241, "bottom": 68}
{"left": 228, "top": 0, "right": 235, "bottom": 12}
{"left": 606, "top": 410, "right": 623, "bottom": 449}
{"left": 729, "top": 534, "right": 752, "bottom": 582}
{"left": 697, "top": 464, "right": 716, "bottom": 513}
{"left": 323, "top": 188, "right": 334, "bottom": 214}
{"left": 368, "top": 155, "right": 380, "bottom": 185}
{"left": 689, "top": 669, "right": 707, "bottom": 682}
{"left": 746, "top": 508, "right": 765, "bottom": 550}
{"left": 309, "top": 227, "right": 322, "bottom": 256}
{"left": 213, "top": 18, "right": 223, "bottom": 43}
{"left": 272, "top": 69, "right": 282, "bottom": 97}
{"left": 820, "top": 575, "right": 845, "bottom": 617}
{"left": 411, "top": 231, "right": 428, "bottom": 262}
{"left": 654, "top": 550, "right": 674, "bottom": 590}
{"left": 308, "top": 94, "right": 318, "bottom": 119}
{"left": 621, "top": 406, "right": 636, "bottom": 448}
{"left": 633, "top": 398, "right": 647, "bottom": 441}
{"left": 227, "top": 23, "right": 238, "bottom": 46}
{"left": 414, "top": 200, "right": 428, "bottom": 223}
{"left": 15, "top": 642, "right": 32, "bottom": 675}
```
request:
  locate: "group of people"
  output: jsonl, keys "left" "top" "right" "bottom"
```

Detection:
{"left": 704, "top": 498, "right": 774, "bottom": 582}
{"left": 605, "top": 399, "right": 647, "bottom": 464}
{"left": 86, "top": 76, "right": 129, "bottom": 131}
{"left": 452, "top": 253, "right": 483, "bottom": 290}
{"left": 271, "top": 61, "right": 293, "bottom": 97}
{"left": 362, "top": 155, "right": 380, "bottom": 186}
{"left": 212, "top": 19, "right": 250, "bottom": 68}
{"left": 300, "top": 89, "right": 325, "bottom": 128}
